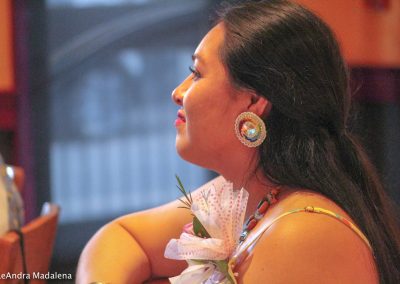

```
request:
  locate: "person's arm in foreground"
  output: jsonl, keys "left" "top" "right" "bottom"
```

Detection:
{"left": 76, "top": 176, "right": 223, "bottom": 284}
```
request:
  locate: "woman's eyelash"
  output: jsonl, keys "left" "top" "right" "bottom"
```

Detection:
{"left": 189, "top": 66, "right": 201, "bottom": 79}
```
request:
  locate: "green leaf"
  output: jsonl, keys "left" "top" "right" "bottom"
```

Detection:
{"left": 214, "top": 260, "right": 236, "bottom": 284}
{"left": 175, "top": 175, "right": 193, "bottom": 206}
{"left": 192, "top": 216, "right": 211, "bottom": 238}
{"left": 178, "top": 197, "right": 191, "bottom": 209}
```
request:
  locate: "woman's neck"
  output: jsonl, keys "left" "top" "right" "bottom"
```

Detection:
{"left": 219, "top": 160, "right": 284, "bottom": 220}
{"left": 214, "top": 149, "right": 296, "bottom": 219}
{"left": 240, "top": 169, "right": 281, "bottom": 220}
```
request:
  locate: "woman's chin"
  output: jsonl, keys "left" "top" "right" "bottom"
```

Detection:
{"left": 175, "top": 140, "right": 200, "bottom": 163}
{"left": 175, "top": 138, "right": 190, "bottom": 159}
{"left": 175, "top": 145, "right": 217, "bottom": 172}
{"left": 176, "top": 146, "right": 195, "bottom": 164}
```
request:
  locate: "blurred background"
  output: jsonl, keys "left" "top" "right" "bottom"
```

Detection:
{"left": 0, "top": 0, "right": 399, "bottom": 279}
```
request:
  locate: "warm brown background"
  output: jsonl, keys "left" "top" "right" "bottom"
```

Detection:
{"left": 1, "top": 0, "right": 399, "bottom": 93}
{"left": 297, "top": 0, "right": 400, "bottom": 67}
{"left": 0, "top": 0, "right": 15, "bottom": 93}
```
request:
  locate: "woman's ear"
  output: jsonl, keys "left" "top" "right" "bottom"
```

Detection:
{"left": 248, "top": 93, "right": 272, "bottom": 118}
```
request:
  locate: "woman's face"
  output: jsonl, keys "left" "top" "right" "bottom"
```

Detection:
{"left": 171, "top": 23, "right": 251, "bottom": 171}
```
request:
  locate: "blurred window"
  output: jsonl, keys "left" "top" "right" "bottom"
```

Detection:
{"left": 47, "top": 0, "right": 213, "bottom": 224}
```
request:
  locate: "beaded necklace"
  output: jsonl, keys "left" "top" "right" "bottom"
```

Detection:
{"left": 239, "top": 188, "right": 280, "bottom": 243}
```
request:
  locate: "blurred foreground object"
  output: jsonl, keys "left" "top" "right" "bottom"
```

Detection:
{"left": 0, "top": 158, "right": 24, "bottom": 235}
{"left": 0, "top": 203, "right": 60, "bottom": 284}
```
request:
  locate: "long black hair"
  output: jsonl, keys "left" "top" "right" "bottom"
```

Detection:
{"left": 216, "top": 1, "right": 400, "bottom": 282}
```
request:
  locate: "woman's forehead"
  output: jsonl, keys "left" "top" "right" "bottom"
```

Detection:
{"left": 193, "top": 23, "right": 225, "bottom": 65}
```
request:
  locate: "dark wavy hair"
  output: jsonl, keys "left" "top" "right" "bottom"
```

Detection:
{"left": 216, "top": 0, "right": 400, "bottom": 282}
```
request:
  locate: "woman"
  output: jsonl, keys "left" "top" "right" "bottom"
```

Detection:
{"left": 77, "top": 1, "right": 400, "bottom": 283}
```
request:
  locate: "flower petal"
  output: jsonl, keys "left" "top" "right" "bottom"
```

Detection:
{"left": 165, "top": 233, "right": 229, "bottom": 260}
{"left": 191, "top": 182, "right": 249, "bottom": 255}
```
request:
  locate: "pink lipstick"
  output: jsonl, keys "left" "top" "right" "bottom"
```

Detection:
{"left": 175, "top": 109, "right": 186, "bottom": 126}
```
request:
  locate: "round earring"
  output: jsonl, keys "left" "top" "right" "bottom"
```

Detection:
{"left": 234, "top": 112, "right": 267, "bottom": 147}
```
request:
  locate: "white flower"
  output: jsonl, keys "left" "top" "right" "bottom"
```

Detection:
{"left": 165, "top": 182, "right": 248, "bottom": 284}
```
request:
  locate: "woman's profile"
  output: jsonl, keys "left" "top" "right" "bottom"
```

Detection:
{"left": 76, "top": 1, "right": 400, "bottom": 283}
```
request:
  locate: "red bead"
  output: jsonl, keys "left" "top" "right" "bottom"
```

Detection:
{"left": 240, "top": 189, "right": 281, "bottom": 243}
{"left": 267, "top": 190, "right": 279, "bottom": 204}
{"left": 246, "top": 219, "right": 258, "bottom": 231}
{"left": 257, "top": 201, "right": 269, "bottom": 214}
{"left": 271, "top": 189, "right": 279, "bottom": 195}
{"left": 246, "top": 215, "right": 255, "bottom": 226}
{"left": 269, "top": 196, "right": 278, "bottom": 204}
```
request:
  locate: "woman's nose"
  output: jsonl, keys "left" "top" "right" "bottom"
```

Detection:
{"left": 171, "top": 78, "right": 188, "bottom": 106}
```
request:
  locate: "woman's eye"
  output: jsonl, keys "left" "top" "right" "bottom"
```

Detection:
{"left": 189, "top": 66, "right": 201, "bottom": 80}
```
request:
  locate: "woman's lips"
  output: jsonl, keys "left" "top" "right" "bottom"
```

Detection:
{"left": 175, "top": 110, "right": 186, "bottom": 126}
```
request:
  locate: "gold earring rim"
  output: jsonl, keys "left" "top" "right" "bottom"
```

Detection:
{"left": 234, "top": 112, "right": 267, "bottom": 147}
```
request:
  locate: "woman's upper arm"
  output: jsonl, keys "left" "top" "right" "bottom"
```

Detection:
{"left": 76, "top": 200, "right": 192, "bottom": 283}
{"left": 77, "top": 175, "right": 224, "bottom": 283}
{"left": 239, "top": 212, "right": 378, "bottom": 284}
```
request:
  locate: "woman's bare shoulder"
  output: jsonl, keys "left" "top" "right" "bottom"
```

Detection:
{"left": 238, "top": 189, "right": 379, "bottom": 283}
{"left": 276, "top": 189, "right": 351, "bottom": 218}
